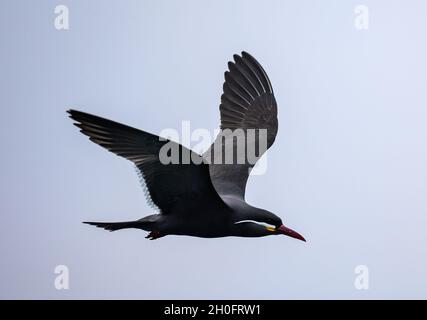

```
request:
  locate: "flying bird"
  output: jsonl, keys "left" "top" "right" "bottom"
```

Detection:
{"left": 68, "top": 51, "right": 305, "bottom": 242}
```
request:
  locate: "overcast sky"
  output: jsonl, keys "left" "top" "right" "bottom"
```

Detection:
{"left": 1, "top": 0, "right": 427, "bottom": 299}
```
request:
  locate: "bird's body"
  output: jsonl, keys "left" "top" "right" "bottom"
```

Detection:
{"left": 85, "top": 196, "right": 276, "bottom": 238}
{"left": 69, "top": 52, "right": 305, "bottom": 242}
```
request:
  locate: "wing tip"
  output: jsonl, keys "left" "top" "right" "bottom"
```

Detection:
{"left": 241, "top": 51, "right": 251, "bottom": 59}
{"left": 67, "top": 109, "right": 86, "bottom": 123}
{"left": 66, "top": 108, "right": 78, "bottom": 116}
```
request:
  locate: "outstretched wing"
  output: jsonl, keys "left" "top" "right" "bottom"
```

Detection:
{"left": 68, "top": 110, "right": 227, "bottom": 215}
{"left": 205, "top": 52, "right": 278, "bottom": 199}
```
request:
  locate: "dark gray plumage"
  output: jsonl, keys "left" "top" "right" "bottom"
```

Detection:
{"left": 68, "top": 52, "right": 305, "bottom": 242}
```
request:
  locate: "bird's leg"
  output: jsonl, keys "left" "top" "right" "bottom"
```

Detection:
{"left": 145, "top": 231, "right": 164, "bottom": 240}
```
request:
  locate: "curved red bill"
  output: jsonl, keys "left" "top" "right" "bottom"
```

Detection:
{"left": 278, "top": 225, "right": 306, "bottom": 242}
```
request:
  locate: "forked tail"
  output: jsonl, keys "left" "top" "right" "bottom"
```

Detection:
{"left": 83, "top": 221, "right": 139, "bottom": 232}
{"left": 83, "top": 215, "right": 160, "bottom": 232}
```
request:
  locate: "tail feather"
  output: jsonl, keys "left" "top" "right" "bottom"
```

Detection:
{"left": 83, "top": 221, "right": 137, "bottom": 232}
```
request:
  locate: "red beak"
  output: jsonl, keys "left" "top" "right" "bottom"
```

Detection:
{"left": 278, "top": 225, "right": 306, "bottom": 242}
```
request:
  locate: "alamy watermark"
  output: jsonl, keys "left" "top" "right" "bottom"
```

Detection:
{"left": 157, "top": 122, "right": 269, "bottom": 175}
{"left": 54, "top": 5, "right": 69, "bottom": 30}
{"left": 354, "top": 265, "right": 369, "bottom": 290}
{"left": 54, "top": 265, "right": 69, "bottom": 290}
{"left": 354, "top": 5, "right": 369, "bottom": 30}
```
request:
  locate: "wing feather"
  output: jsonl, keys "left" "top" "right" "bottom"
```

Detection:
{"left": 69, "top": 109, "right": 226, "bottom": 214}
{"left": 206, "top": 52, "right": 278, "bottom": 199}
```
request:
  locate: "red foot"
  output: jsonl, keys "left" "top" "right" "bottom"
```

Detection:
{"left": 145, "top": 231, "right": 164, "bottom": 240}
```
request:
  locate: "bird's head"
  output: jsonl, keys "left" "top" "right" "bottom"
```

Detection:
{"left": 232, "top": 203, "right": 306, "bottom": 241}
{"left": 260, "top": 211, "right": 306, "bottom": 242}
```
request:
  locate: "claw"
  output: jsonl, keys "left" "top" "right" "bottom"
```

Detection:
{"left": 145, "top": 231, "right": 164, "bottom": 240}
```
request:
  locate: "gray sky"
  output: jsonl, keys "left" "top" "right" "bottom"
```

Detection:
{"left": 1, "top": 0, "right": 427, "bottom": 299}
